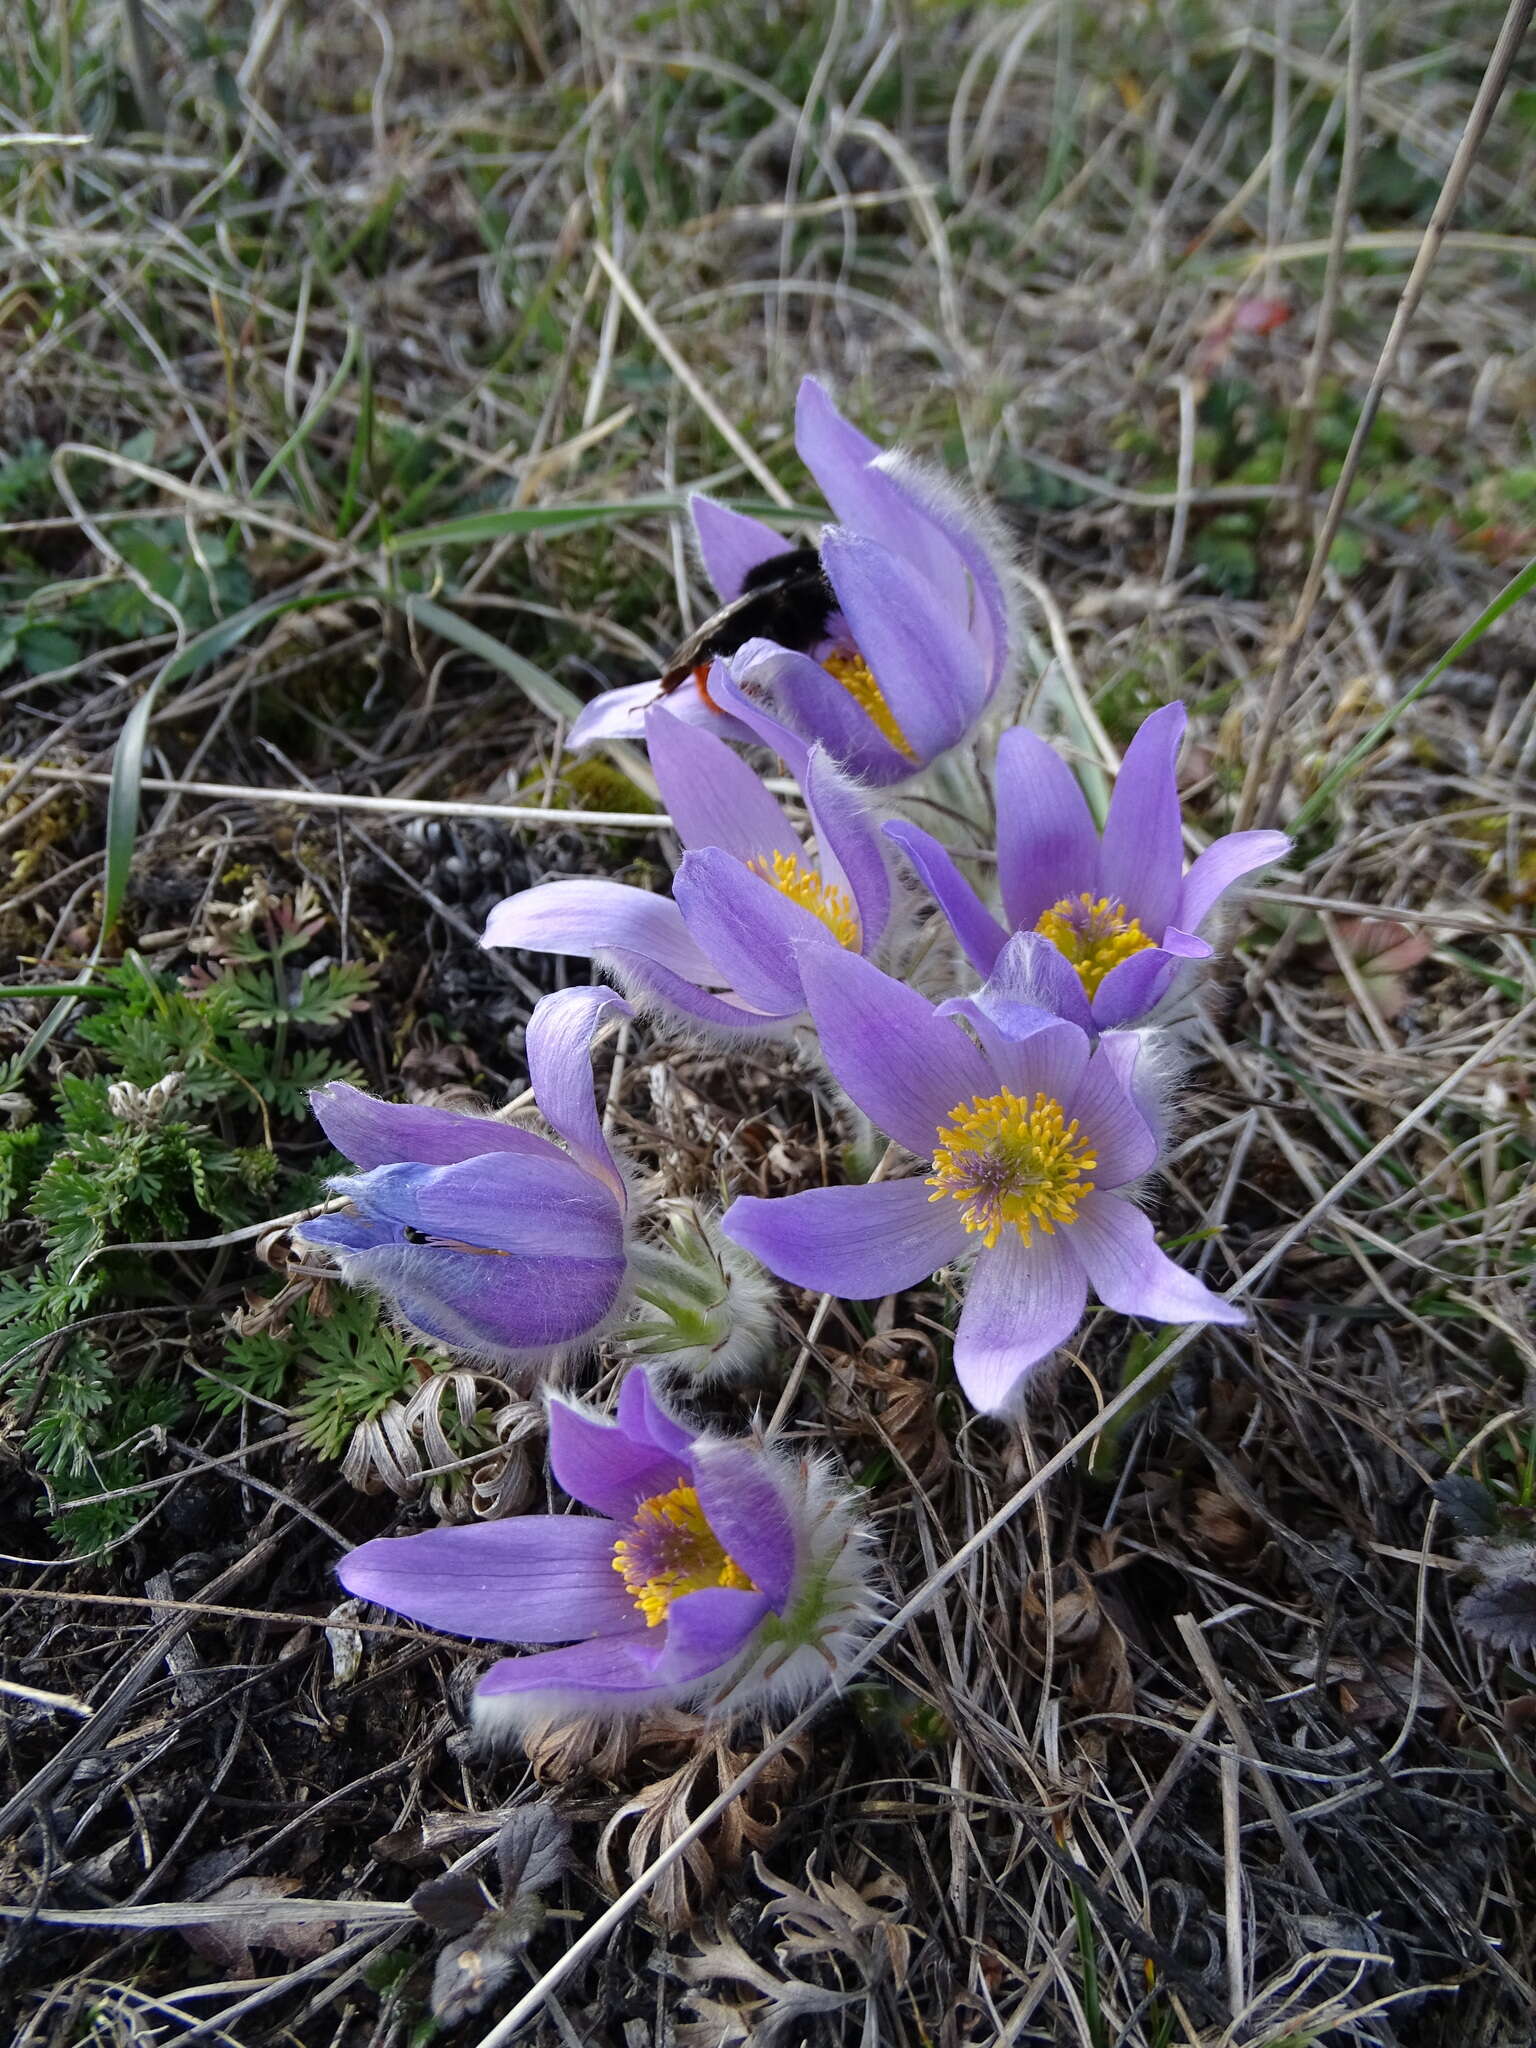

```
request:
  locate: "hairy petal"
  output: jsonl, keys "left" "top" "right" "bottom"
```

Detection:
{"left": 672, "top": 850, "right": 818, "bottom": 1015}
{"left": 1176, "top": 830, "right": 1291, "bottom": 934}
{"left": 1098, "top": 704, "right": 1186, "bottom": 935}
{"left": 602, "top": 947, "right": 797, "bottom": 1039}
{"left": 975, "top": 929, "right": 1095, "bottom": 1033}
{"left": 310, "top": 1083, "right": 566, "bottom": 1173}
{"left": 804, "top": 747, "right": 891, "bottom": 951}
{"left": 525, "top": 985, "right": 634, "bottom": 1206}
{"left": 953, "top": 1232, "right": 1088, "bottom": 1414}
{"left": 339, "top": 1239, "right": 626, "bottom": 1353}
{"left": 483, "top": 880, "right": 721, "bottom": 988}
{"left": 723, "top": 1178, "right": 967, "bottom": 1298}
{"left": 616, "top": 1367, "right": 697, "bottom": 1458}
{"left": 328, "top": 1152, "right": 622, "bottom": 1261}
{"left": 1091, "top": 931, "right": 1208, "bottom": 1031}
{"left": 727, "top": 639, "right": 915, "bottom": 787}
{"left": 994, "top": 728, "right": 1101, "bottom": 931}
{"left": 795, "top": 378, "right": 968, "bottom": 617}
{"left": 689, "top": 493, "right": 791, "bottom": 601}
{"left": 884, "top": 820, "right": 1007, "bottom": 977}
{"left": 1062, "top": 1041, "right": 1160, "bottom": 1191}
{"left": 1070, "top": 1191, "right": 1247, "bottom": 1327}
{"left": 798, "top": 942, "right": 991, "bottom": 1155}
{"left": 473, "top": 1588, "right": 767, "bottom": 1704}
{"left": 337, "top": 1518, "right": 638, "bottom": 1643}
{"left": 691, "top": 1446, "right": 797, "bottom": 1609}
{"left": 644, "top": 703, "right": 801, "bottom": 865}
{"left": 974, "top": 1011, "right": 1094, "bottom": 1110}
{"left": 820, "top": 529, "right": 986, "bottom": 765}
{"left": 547, "top": 1394, "right": 691, "bottom": 1521}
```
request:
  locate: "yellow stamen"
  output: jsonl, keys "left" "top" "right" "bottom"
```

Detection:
{"left": 747, "top": 849, "right": 860, "bottom": 949}
{"left": 611, "top": 1482, "right": 756, "bottom": 1628}
{"left": 1033, "top": 893, "right": 1154, "bottom": 1000}
{"left": 927, "top": 1088, "right": 1096, "bottom": 1251}
{"left": 821, "top": 648, "right": 917, "bottom": 761}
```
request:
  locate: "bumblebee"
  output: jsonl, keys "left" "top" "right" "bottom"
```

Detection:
{"left": 658, "top": 544, "right": 833, "bottom": 706}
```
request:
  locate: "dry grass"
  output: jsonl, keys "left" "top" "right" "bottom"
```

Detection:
{"left": 2, "top": 2, "right": 1535, "bottom": 2043}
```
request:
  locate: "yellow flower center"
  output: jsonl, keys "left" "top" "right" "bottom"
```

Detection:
{"left": 1033, "top": 893, "right": 1155, "bottom": 999}
{"left": 747, "top": 849, "right": 860, "bottom": 949}
{"left": 821, "top": 647, "right": 917, "bottom": 762}
{"left": 611, "top": 1482, "right": 756, "bottom": 1628}
{"left": 927, "top": 1089, "right": 1096, "bottom": 1251}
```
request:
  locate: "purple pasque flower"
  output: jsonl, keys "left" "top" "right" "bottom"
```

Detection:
{"left": 336, "top": 1366, "right": 875, "bottom": 1734}
{"left": 482, "top": 695, "right": 893, "bottom": 1040}
{"left": 887, "top": 703, "right": 1291, "bottom": 1031}
{"left": 567, "top": 377, "right": 1016, "bottom": 786}
{"left": 721, "top": 941, "right": 1245, "bottom": 1415}
{"left": 294, "top": 986, "right": 634, "bottom": 1363}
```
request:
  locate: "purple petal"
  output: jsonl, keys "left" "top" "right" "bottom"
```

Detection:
{"left": 548, "top": 1394, "right": 691, "bottom": 1520}
{"left": 1176, "top": 830, "right": 1291, "bottom": 934}
{"left": 1098, "top": 704, "right": 1187, "bottom": 935}
{"left": 883, "top": 820, "right": 1007, "bottom": 977}
{"left": 567, "top": 680, "right": 657, "bottom": 747}
{"left": 728, "top": 639, "right": 914, "bottom": 787}
{"left": 938, "top": 993, "right": 1061, "bottom": 1080}
{"left": 338, "top": 1239, "right": 625, "bottom": 1353}
{"left": 819, "top": 529, "right": 986, "bottom": 766}
{"left": 295, "top": 1210, "right": 393, "bottom": 1253}
{"left": 473, "top": 1586, "right": 766, "bottom": 1703}
{"left": 310, "top": 1083, "right": 565, "bottom": 1173}
{"left": 337, "top": 1517, "right": 638, "bottom": 1643}
{"left": 710, "top": 662, "right": 813, "bottom": 782}
{"left": 331, "top": 1152, "right": 622, "bottom": 1260}
{"left": 795, "top": 379, "right": 968, "bottom": 618}
{"left": 994, "top": 727, "right": 1101, "bottom": 931}
{"left": 803, "top": 748, "right": 891, "bottom": 952}
{"left": 475, "top": 1635, "right": 665, "bottom": 1702}
{"left": 874, "top": 451, "right": 1013, "bottom": 687}
{"left": 975, "top": 929, "right": 1094, "bottom": 1032}
{"left": 691, "top": 1445, "right": 796, "bottom": 1608}
{"left": 953, "top": 1232, "right": 1088, "bottom": 1414}
{"left": 1061, "top": 1040, "right": 1158, "bottom": 1190}
{"left": 1095, "top": 1029, "right": 1170, "bottom": 1154}
{"left": 1091, "top": 932, "right": 1208, "bottom": 1031}
{"left": 689, "top": 493, "right": 790, "bottom": 600}
{"left": 722, "top": 1178, "right": 967, "bottom": 1298}
{"left": 797, "top": 942, "right": 991, "bottom": 1155}
{"left": 971, "top": 1012, "right": 1093, "bottom": 1110}
{"left": 617, "top": 1366, "right": 697, "bottom": 1458}
{"left": 566, "top": 674, "right": 758, "bottom": 750}
{"left": 1070, "top": 1191, "right": 1248, "bottom": 1327}
{"left": 644, "top": 703, "right": 801, "bottom": 864}
{"left": 672, "top": 850, "right": 818, "bottom": 1015}
{"left": 603, "top": 948, "right": 797, "bottom": 1038}
{"left": 525, "top": 985, "right": 633, "bottom": 1206}
{"left": 483, "top": 880, "right": 722, "bottom": 989}
{"left": 659, "top": 1585, "right": 771, "bottom": 1676}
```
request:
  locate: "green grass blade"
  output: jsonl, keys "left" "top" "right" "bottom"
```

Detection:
{"left": 1291, "top": 553, "right": 1536, "bottom": 833}
{"left": 401, "top": 594, "right": 583, "bottom": 721}
{"left": 386, "top": 499, "right": 684, "bottom": 552}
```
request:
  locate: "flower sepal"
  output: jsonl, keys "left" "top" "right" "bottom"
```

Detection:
{"left": 624, "top": 1200, "right": 778, "bottom": 1382}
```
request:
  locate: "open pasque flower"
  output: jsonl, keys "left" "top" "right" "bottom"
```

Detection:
{"left": 722, "top": 941, "right": 1245, "bottom": 1414}
{"left": 337, "top": 1367, "right": 875, "bottom": 1733}
{"left": 567, "top": 378, "right": 1016, "bottom": 785}
{"left": 888, "top": 704, "right": 1290, "bottom": 1030}
{"left": 295, "top": 986, "right": 635, "bottom": 1363}
{"left": 483, "top": 698, "right": 893, "bottom": 1039}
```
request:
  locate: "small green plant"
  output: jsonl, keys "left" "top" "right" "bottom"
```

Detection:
{"left": 219, "top": 1291, "right": 422, "bottom": 1461}
{"left": 0, "top": 884, "right": 386, "bottom": 1551}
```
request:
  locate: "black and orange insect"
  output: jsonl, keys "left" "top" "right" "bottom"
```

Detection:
{"left": 658, "top": 545, "right": 834, "bottom": 709}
